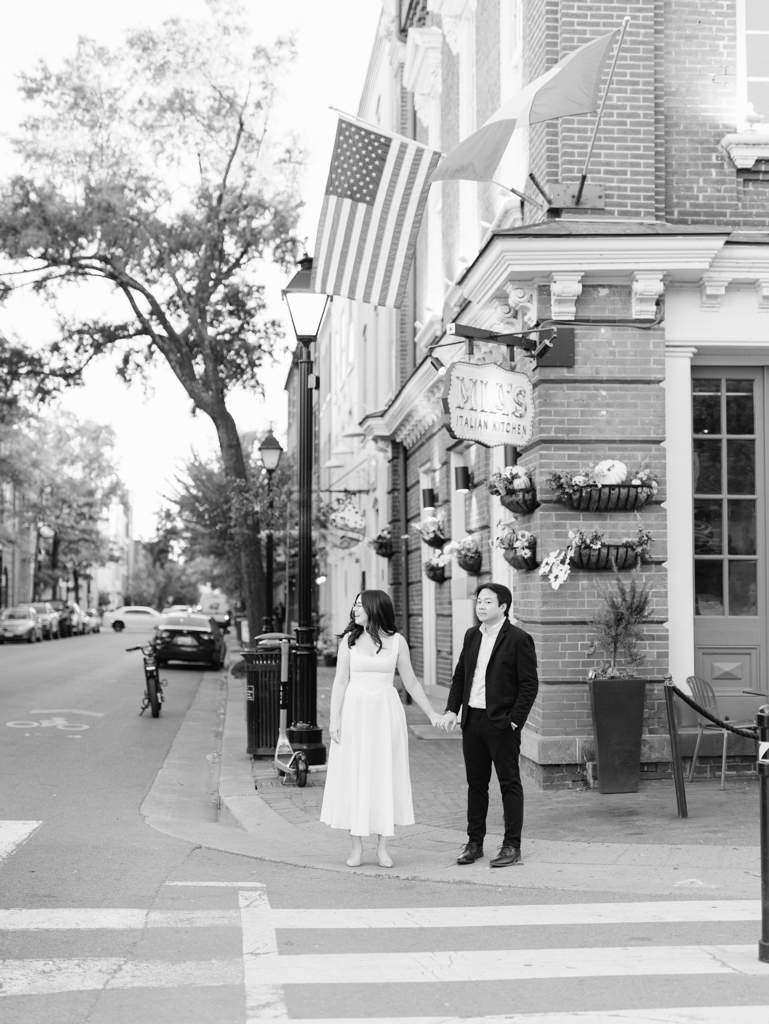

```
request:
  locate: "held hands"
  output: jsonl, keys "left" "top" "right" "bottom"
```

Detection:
{"left": 431, "top": 711, "right": 457, "bottom": 732}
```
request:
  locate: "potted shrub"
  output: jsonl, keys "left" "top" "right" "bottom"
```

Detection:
{"left": 411, "top": 509, "right": 449, "bottom": 549}
{"left": 368, "top": 527, "right": 394, "bottom": 559}
{"left": 549, "top": 461, "right": 658, "bottom": 512}
{"left": 444, "top": 536, "right": 482, "bottom": 575}
{"left": 586, "top": 570, "right": 654, "bottom": 794}
{"left": 487, "top": 465, "right": 539, "bottom": 514}
{"left": 423, "top": 548, "right": 449, "bottom": 584}
{"left": 494, "top": 521, "right": 538, "bottom": 570}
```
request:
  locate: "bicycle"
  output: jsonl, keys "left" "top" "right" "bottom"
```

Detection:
{"left": 126, "top": 643, "right": 166, "bottom": 718}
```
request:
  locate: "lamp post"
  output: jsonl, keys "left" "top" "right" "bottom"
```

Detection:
{"left": 258, "top": 429, "right": 283, "bottom": 633}
{"left": 281, "top": 255, "right": 329, "bottom": 767}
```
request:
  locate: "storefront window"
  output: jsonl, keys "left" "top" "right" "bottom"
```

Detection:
{"left": 693, "top": 377, "right": 758, "bottom": 617}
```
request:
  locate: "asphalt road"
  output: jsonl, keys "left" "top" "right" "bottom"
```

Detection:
{"left": 0, "top": 632, "right": 765, "bottom": 1023}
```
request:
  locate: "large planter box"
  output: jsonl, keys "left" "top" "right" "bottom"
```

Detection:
{"left": 558, "top": 484, "right": 653, "bottom": 512}
{"left": 589, "top": 677, "right": 648, "bottom": 793}
{"left": 499, "top": 488, "right": 539, "bottom": 515}
{"left": 570, "top": 544, "right": 645, "bottom": 571}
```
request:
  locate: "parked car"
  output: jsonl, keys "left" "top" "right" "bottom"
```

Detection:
{"left": 83, "top": 608, "right": 102, "bottom": 633}
{"left": 102, "top": 605, "right": 164, "bottom": 632}
{"left": 153, "top": 614, "right": 226, "bottom": 668}
{"left": 31, "top": 602, "right": 60, "bottom": 640}
{"left": 50, "top": 600, "right": 74, "bottom": 637}
{"left": 0, "top": 606, "right": 44, "bottom": 643}
{"left": 161, "top": 604, "right": 192, "bottom": 618}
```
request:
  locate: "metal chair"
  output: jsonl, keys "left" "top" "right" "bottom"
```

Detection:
{"left": 685, "top": 675, "right": 756, "bottom": 789}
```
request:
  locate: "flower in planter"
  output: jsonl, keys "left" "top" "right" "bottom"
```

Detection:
{"left": 549, "top": 462, "right": 659, "bottom": 501}
{"left": 487, "top": 465, "right": 532, "bottom": 497}
{"left": 539, "top": 526, "right": 654, "bottom": 589}
{"left": 494, "top": 521, "right": 535, "bottom": 559}
{"left": 444, "top": 535, "right": 482, "bottom": 573}
{"left": 424, "top": 546, "right": 451, "bottom": 568}
{"left": 411, "top": 508, "right": 448, "bottom": 544}
{"left": 368, "top": 526, "right": 393, "bottom": 558}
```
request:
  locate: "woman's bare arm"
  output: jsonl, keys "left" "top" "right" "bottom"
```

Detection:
{"left": 396, "top": 637, "right": 442, "bottom": 727}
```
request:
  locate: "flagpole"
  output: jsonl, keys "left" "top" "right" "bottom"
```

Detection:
{"left": 328, "top": 106, "right": 426, "bottom": 146}
{"left": 490, "top": 181, "right": 544, "bottom": 212}
{"left": 575, "top": 16, "right": 631, "bottom": 205}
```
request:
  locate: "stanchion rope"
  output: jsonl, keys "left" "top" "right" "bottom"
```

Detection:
{"left": 665, "top": 678, "right": 758, "bottom": 739}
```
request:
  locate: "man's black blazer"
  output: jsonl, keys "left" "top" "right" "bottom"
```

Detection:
{"left": 446, "top": 619, "right": 539, "bottom": 730}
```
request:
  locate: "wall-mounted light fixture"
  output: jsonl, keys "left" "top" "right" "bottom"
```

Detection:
{"left": 429, "top": 355, "right": 446, "bottom": 376}
{"left": 454, "top": 466, "right": 473, "bottom": 494}
{"left": 421, "top": 487, "right": 437, "bottom": 510}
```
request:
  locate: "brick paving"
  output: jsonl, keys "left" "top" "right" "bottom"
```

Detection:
{"left": 250, "top": 663, "right": 760, "bottom": 850}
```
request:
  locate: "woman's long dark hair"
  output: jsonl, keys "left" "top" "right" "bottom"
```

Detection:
{"left": 337, "top": 589, "right": 397, "bottom": 652}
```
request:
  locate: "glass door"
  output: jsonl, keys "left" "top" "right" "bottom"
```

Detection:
{"left": 692, "top": 370, "right": 766, "bottom": 719}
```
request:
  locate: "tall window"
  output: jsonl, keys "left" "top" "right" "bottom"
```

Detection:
{"left": 692, "top": 378, "right": 757, "bottom": 617}
{"left": 744, "top": 0, "right": 769, "bottom": 117}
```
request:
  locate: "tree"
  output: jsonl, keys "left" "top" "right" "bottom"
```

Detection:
{"left": 0, "top": 0, "right": 303, "bottom": 637}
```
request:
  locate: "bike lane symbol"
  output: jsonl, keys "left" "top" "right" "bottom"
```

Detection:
{"left": 6, "top": 710, "right": 104, "bottom": 735}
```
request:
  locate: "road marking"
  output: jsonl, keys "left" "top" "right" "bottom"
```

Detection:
{"left": 0, "top": 958, "right": 241, "bottom": 996}
{"left": 0, "top": 822, "right": 41, "bottom": 865}
{"left": 267, "top": 900, "right": 761, "bottom": 930}
{"left": 164, "top": 881, "right": 266, "bottom": 887}
{"left": 244, "top": 944, "right": 766, "bottom": 985}
{"left": 6, "top": 718, "right": 89, "bottom": 730}
{"left": 0, "top": 909, "right": 240, "bottom": 929}
{"left": 29, "top": 710, "right": 105, "bottom": 717}
{"left": 240, "top": 887, "right": 287, "bottom": 1022}
{"left": 280, "top": 1013, "right": 769, "bottom": 1024}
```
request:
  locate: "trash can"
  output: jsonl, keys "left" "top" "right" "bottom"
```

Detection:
{"left": 241, "top": 632, "right": 294, "bottom": 758}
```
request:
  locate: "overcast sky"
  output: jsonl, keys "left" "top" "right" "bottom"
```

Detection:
{"left": 0, "top": 0, "right": 382, "bottom": 538}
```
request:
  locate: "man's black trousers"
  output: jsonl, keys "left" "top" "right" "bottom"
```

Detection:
{"left": 462, "top": 706, "right": 523, "bottom": 848}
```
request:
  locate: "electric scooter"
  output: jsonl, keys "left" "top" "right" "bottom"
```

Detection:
{"left": 273, "top": 638, "right": 309, "bottom": 787}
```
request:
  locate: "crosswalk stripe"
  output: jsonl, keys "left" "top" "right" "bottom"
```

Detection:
{"left": 247, "top": 944, "right": 765, "bottom": 984}
{"left": 281, "top": 1013, "right": 769, "bottom": 1024}
{"left": 268, "top": 900, "right": 761, "bottom": 930}
{"left": 0, "top": 909, "right": 239, "bottom": 929}
{"left": 240, "top": 887, "right": 287, "bottom": 1021}
{"left": 0, "top": 958, "right": 241, "bottom": 996}
{"left": 0, "top": 821, "right": 41, "bottom": 864}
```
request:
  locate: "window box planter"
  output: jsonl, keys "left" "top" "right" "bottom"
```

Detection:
{"left": 503, "top": 542, "right": 538, "bottom": 571}
{"left": 557, "top": 483, "right": 653, "bottom": 513}
{"left": 457, "top": 551, "right": 482, "bottom": 575}
{"left": 423, "top": 532, "right": 449, "bottom": 550}
{"left": 370, "top": 536, "right": 394, "bottom": 559}
{"left": 499, "top": 488, "right": 539, "bottom": 515}
{"left": 570, "top": 543, "right": 647, "bottom": 571}
{"left": 423, "top": 562, "right": 446, "bottom": 584}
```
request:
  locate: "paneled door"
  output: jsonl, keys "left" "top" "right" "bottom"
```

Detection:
{"left": 692, "top": 370, "right": 767, "bottom": 720}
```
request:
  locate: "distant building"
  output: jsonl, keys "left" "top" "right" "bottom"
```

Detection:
{"left": 92, "top": 495, "right": 133, "bottom": 609}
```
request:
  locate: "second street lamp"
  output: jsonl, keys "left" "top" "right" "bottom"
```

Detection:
{"left": 258, "top": 429, "right": 283, "bottom": 633}
{"left": 282, "top": 254, "right": 329, "bottom": 768}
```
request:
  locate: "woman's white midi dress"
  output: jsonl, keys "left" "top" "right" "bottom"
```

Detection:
{"left": 320, "top": 633, "right": 414, "bottom": 836}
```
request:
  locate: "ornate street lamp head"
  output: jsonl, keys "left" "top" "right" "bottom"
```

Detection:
{"left": 282, "top": 254, "right": 330, "bottom": 342}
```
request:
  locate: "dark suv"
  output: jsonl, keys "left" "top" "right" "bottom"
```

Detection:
{"left": 154, "top": 614, "right": 226, "bottom": 669}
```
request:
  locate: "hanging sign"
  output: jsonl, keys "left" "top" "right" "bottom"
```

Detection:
{"left": 442, "top": 361, "right": 534, "bottom": 448}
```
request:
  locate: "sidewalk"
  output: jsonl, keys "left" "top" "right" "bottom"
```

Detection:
{"left": 216, "top": 658, "right": 762, "bottom": 897}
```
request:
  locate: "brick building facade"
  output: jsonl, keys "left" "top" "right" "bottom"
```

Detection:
{"left": 316, "top": 0, "right": 769, "bottom": 787}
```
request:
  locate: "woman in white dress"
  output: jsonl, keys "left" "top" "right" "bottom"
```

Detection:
{"left": 320, "top": 589, "right": 443, "bottom": 867}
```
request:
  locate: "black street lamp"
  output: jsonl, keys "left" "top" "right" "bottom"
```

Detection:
{"left": 282, "top": 254, "right": 329, "bottom": 767}
{"left": 258, "top": 429, "right": 283, "bottom": 633}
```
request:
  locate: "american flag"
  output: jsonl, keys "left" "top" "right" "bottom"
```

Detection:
{"left": 311, "top": 117, "right": 441, "bottom": 309}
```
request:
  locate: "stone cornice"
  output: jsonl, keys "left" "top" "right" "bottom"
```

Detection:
{"left": 427, "top": 0, "right": 477, "bottom": 55}
{"left": 721, "top": 131, "right": 769, "bottom": 169}
{"left": 458, "top": 232, "right": 730, "bottom": 310}
{"left": 363, "top": 357, "right": 446, "bottom": 449}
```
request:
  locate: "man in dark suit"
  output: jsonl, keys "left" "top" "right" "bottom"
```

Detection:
{"left": 439, "top": 583, "right": 539, "bottom": 868}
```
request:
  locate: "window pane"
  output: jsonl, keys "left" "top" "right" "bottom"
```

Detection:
{"left": 695, "top": 561, "right": 724, "bottom": 616}
{"left": 746, "top": 36, "right": 769, "bottom": 76}
{"left": 694, "top": 500, "right": 723, "bottom": 554}
{"left": 693, "top": 439, "right": 721, "bottom": 494}
{"left": 748, "top": 80, "right": 769, "bottom": 118}
{"left": 727, "top": 439, "right": 755, "bottom": 494}
{"left": 747, "top": 0, "right": 769, "bottom": 30}
{"left": 729, "top": 561, "right": 758, "bottom": 616}
{"left": 692, "top": 380, "right": 721, "bottom": 434}
{"left": 726, "top": 380, "right": 754, "bottom": 434}
{"left": 728, "top": 501, "right": 757, "bottom": 555}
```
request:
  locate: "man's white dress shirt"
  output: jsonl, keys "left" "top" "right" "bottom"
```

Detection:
{"left": 468, "top": 617, "right": 505, "bottom": 709}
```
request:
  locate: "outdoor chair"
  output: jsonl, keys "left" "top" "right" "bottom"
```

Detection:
{"left": 685, "top": 675, "right": 756, "bottom": 790}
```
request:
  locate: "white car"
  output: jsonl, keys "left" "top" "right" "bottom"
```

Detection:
{"left": 102, "top": 605, "right": 164, "bottom": 632}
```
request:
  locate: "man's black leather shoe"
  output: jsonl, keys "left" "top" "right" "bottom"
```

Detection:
{"left": 456, "top": 842, "right": 484, "bottom": 865}
{"left": 490, "top": 845, "right": 522, "bottom": 868}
